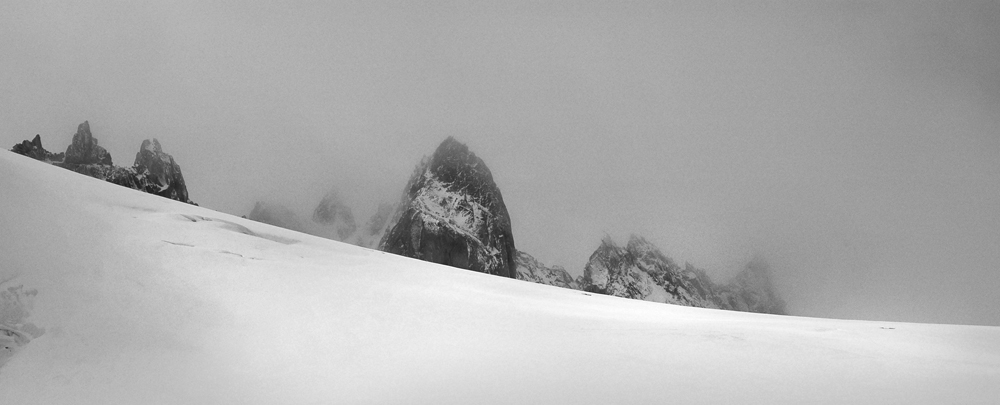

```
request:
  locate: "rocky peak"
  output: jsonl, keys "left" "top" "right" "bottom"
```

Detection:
{"left": 64, "top": 121, "right": 112, "bottom": 165}
{"left": 581, "top": 235, "right": 726, "bottom": 309}
{"left": 380, "top": 137, "right": 517, "bottom": 278}
{"left": 10, "top": 134, "right": 63, "bottom": 162}
{"left": 134, "top": 138, "right": 190, "bottom": 204}
{"left": 9, "top": 121, "right": 194, "bottom": 204}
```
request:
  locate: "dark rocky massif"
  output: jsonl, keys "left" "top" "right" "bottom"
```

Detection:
{"left": 576, "top": 235, "right": 786, "bottom": 314}
{"left": 8, "top": 121, "right": 194, "bottom": 205}
{"left": 134, "top": 138, "right": 191, "bottom": 203}
{"left": 63, "top": 121, "right": 112, "bottom": 165}
{"left": 379, "top": 137, "right": 517, "bottom": 278}
{"left": 10, "top": 135, "right": 64, "bottom": 162}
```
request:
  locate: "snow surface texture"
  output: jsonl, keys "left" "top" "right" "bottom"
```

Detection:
{"left": 1, "top": 150, "right": 999, "bottom": 404}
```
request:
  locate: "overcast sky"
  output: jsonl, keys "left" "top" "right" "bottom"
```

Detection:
{"left": 2, "top": 1, "right": 998, "bottom": 326}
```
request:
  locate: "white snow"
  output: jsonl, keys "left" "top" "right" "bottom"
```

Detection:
{"left": 1, "top": 150, "right": 999, "bottom": 404}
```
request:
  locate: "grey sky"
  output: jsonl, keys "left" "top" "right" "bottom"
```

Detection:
{"left": 2, "top": 1, "right": 998, "bottom": 325}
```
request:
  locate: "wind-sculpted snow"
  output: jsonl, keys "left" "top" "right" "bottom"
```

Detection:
{"left": 2, "top": 150, "right": 1000, "bottom": 404}
{"left": 0, "top": 284, "right": 44, "bottom": 370}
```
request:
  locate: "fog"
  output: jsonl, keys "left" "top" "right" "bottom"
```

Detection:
{"left": 2, "top": 1, "right": 998, "bottom": 326}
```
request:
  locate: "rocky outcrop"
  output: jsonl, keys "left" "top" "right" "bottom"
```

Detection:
{"left": 7, "top": 121, "right": 195, "bottom": 205}
{"left": 576, "top": 235, "right": 786, "bottom": 314}
{"left": 515, "top": 251, "right": 579, "bottom": 290}
{"left": 10, "top": 135, "right": 63, "bottom": 162}
{"left": 312, "top": 189, "right": 357, "bottom": 241}
{"left": 580, "top": 235, "right": 725, "bottom": 308}
{"left": 717, "top": 257, "right": 786, "bottom": 315}
{"left": 63, "top": 121, "right": 112, "bottom": 165}
{"left": 379, "top": 137, "right": 517, "bottom": 278}
{"left": 134, "top": 139, "right": 190, "bottom": 204}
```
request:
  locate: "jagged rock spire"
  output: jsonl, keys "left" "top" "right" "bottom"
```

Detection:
{"left": 380, "top": 137, "right": 517, "bottom": 278}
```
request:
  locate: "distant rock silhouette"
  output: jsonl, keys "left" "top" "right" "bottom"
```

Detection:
{"left": 312, "top": 189, "right": 357, "bottom": 241}
{"left": 380, "top": 137, "right": 517, "bottom": 278}
{"left": 248, "top": 202, "right": 307, "bottom": 233}
{"left": 134, "top": 139, "right": 191, "bottom": 204}
{"left": 717, "top": 257, "right": 786, "bottom": 315}
{"left": 577, "top": 235, "right": 786, "bottom": 315}
{"left": 10, "top": 135, "right": 64, "bottom": 162}
{"left": 64, "top": 121, "right": 112, "bottom": 165}
{"left": 580, "top": 235, "right": 725, "bottom": 308}
{"left": 7, "top": 121, "right": 195, "bottom": 205}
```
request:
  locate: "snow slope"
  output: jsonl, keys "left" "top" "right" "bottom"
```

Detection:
{"left": 1, "top": 151, "right": 998, "bottom": 404}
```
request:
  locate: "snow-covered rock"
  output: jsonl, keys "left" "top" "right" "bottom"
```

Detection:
{"left": 578, "top": 235, "right": 785, "bottom": 314}
{"left": 580, "top": 235, "right": 726, "bottom": 309}
{"left": 380, "top": 137, "right": 517, "bottom": 278}
{"left": 515, "top": 251, "right": 579, "bottom": 290}
{"left": 133, "top": 138, "right": 191, "bottom": 204}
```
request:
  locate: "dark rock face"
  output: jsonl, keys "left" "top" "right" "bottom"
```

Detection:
{"left": 312, "top": 189, "right": 357, "bottom": 241}
{"left": 10, "top": 135, "right": 64, "bottom": 162}
{"left": 133, "top": 139, "right": 190, "bottom": 204}
{"left": 515, "top": 251, "right": 579, "bottom": 289}
{"left": 380, "top": 137, "right": 517, "bottom": 278}
{"left": 717, "top": 257, "right": 786, "bottom": 315}
{"left": 580, "top": 235, "right": 725, "bottom": 308}
{"left": 64, "top": 121, "right": 112, "bottom": 165}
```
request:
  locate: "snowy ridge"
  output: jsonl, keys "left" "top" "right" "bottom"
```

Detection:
{"left": 1, "top": 151, "right": 1000, "bottom": 404}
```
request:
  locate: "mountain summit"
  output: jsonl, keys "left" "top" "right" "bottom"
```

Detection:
{"left": 380, "top": 137, "right": 517, "bottom": 278}
{"left": 578, "top": 235, "right": 786, "bottom": 314}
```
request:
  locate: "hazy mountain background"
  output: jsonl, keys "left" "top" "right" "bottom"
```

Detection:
{"left": 1, "top": 1, "right": 998, "bottom": 325}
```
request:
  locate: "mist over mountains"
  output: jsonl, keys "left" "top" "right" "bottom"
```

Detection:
{"left": 241, "top": 135, "right": 786, "bottom": 314}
